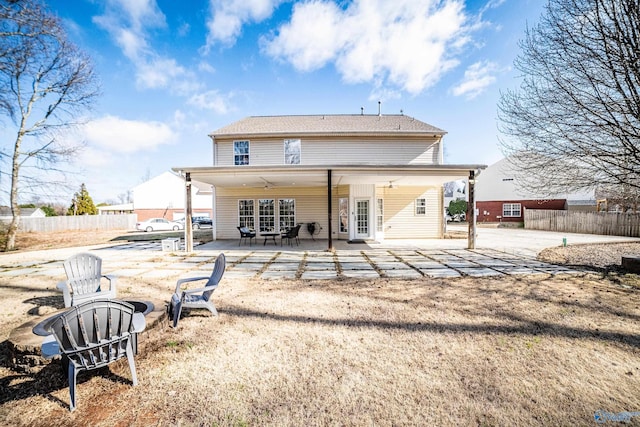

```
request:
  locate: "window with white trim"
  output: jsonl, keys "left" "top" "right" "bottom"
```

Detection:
{"left": 502, "top": 203, "right": 522, "bottom": 217}
{"left": 415, "top": 198, "right": 426, "bottom": 215}
{"left": 376, "top": 199, "right": 384, "bottom": 232}
{"left": 279, "top": 199, "right": 296, "bottom": 231}
{"left": 238, "top": 200, "right": 254, "bottom": 228}
{"left": 258, "top": 199, "right": 275, "bottom": 232}
{"left": 234, "top": 140, "right": 249, "bottom": 165}
{"left": 284, "top": 139, "right": 301, "bottom": 165}
{"left": 339, "top": 198, "right": 348, "bottom": 233}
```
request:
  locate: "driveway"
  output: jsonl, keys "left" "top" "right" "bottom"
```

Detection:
{"left": 460, "top": 224, "right": 640, "bottom": 257}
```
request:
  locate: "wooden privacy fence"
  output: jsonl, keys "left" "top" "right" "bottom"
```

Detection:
{"left": 525, "top": 209, "right": 640, "bottom": 237}
{"left": 6, "top": 214, "right": 138, "bottom": 232}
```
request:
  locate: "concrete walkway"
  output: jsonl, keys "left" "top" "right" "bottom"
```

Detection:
{"left": 3, "top": 225, "right": 637, "bottom": 281}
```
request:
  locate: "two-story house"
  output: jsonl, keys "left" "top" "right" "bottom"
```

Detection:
{"left": 173, "top": 114, "right": 485, "bottom": 247}
{"left": 132, "top": 171, "right": 213, "bottom": 222}
{"left": 475, "top": 157, "right": 597, "bottom": 224}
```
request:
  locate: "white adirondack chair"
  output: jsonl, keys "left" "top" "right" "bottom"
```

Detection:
{"left": 56, "top": 253, "right": 117, "bottom": 307}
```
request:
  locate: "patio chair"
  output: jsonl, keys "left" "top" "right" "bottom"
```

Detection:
{"left": 169, "top": 253, "right": 225, "bottom": 328}
{"left": 56, "top": 253, "right": 117, "bottom": 307}
{"left": 281, "top": 224, "right": 301, "bottom": 246}
{"left": 45, "top": 299, "right": 145, "bottom": 411}
{"left": 237, "top": 226, "right": 256, "bottom": 246}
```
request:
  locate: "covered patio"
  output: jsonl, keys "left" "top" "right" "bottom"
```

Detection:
{"left": 173, "top": 164, "right": 484, "bottom": 252}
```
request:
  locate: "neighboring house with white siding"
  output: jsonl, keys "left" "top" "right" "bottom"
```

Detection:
{"left": 173, "top": 114, "right": 484, "bottom": 244}
{"left": 0, "top": 207, "right": 46, "bottom": 219}
{"left": 475, "top": 157, "right": 597, "bottom": 223}
{"left": 132, "top": 171, "right": 213, "bottom": 222}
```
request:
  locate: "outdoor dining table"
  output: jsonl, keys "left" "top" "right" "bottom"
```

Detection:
{"left": 260, "top": 232, "right": 280, "bottom": 245}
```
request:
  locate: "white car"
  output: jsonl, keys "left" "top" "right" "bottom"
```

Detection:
{"left": 136, "top": 218, "right": 183, "bottom": 232}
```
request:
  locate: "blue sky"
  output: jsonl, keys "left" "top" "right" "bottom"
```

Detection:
{"left": 41, "top": 0, "right": 545, "bottom": 204}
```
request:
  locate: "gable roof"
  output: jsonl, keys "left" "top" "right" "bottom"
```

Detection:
{"left": 210, "top": 114, "right": 446, "bottom": 138}
{"left": 0, "top": 207, "right": 44, "bottom": 217}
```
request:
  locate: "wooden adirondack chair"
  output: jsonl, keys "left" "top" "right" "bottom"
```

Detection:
{"left": 56, "top": 253, "right": 117, "bottom": 307}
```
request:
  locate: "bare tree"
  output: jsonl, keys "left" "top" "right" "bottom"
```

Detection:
{"left": 497, "top": 0, "right": 640, "bottom": 203}
{"left": 0, "top": 0, "right": 99, "bottom": 250}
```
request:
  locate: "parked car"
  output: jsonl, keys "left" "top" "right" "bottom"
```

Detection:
{"left": 192, "top": 216, "right": 213, "bottom": 230}
{"left": 446, "top": 211, "right": 466, "bottom": 222}
{"left": 136, "top": 218, "right": 183, "bottom": 232}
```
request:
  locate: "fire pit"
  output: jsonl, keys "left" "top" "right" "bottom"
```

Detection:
{"left": 31, "top": 299, "right": 155, "bottom": 337}
{"left": 9, "top": 298, "right": 165, "bottom": 372}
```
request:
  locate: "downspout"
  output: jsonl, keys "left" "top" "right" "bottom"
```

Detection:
{"left": 210, "top": 135, "right": 217, "bottom": 165}
{"left": 185, "top": 172, "right": 193, "bottom": 252}
{"left": 327, "top": 169, "right": 333, "bottom": 251}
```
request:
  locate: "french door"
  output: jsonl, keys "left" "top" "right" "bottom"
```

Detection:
{"left": 355, "top": 198, "right": 369, "bottom": 239}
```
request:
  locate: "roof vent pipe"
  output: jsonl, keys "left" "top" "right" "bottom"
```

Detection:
{"left": 378, "top": 101, "right": 381, "bottom": 116}
{"left": 361, "top": 107, "right": 364, "bottom": 115}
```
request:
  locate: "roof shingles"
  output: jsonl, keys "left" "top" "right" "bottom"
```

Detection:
{"left": 211, "top": 114, "right": 446, "bottom": 137}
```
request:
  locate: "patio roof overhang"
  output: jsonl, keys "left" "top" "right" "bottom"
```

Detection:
{"left": 171, "top": 164, "right": 486, "bottom": 189}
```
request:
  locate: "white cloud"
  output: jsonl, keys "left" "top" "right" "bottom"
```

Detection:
{"left": 451, "top": 60, "right": 498, "bottom": 99}
{"left": 135, "top": 57, "right": 202, "bottom": 95}
{"left": 187, "top": 90, "right": 233, "bottom": 114}
{"left": 205, "top": 0, "right": 285, "bottom": 49}
{"left": 93, "top": 0, "right": 197, "bottom": 94}
{"left": 261, "top": 0, "right": 471, "bottom": 94}
{"left": 83, "top": 115, "right": 176, "bottom": 153}
{"left": 198, "top": 61, "right": 216, "bottom": 74}
{"left": 77, "top": 146, "right": 114, "bottom": 168}
{"left": 177, "top": 22, "right": 191, "bottom": 37}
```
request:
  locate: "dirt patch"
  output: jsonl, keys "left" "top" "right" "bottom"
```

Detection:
{"left": 2, "top": 273, "right": 639, "bottom": 426}
{"left": 1, "top": 236, "right": 640, "bottom": 425}
{"left": 10, "top": 230, "right": 129, "bottom": 252}
{"left": 6, "top": 229, "right": 214, "bottom": 252}
{"left": 539, "top": 242, "right": 640, "bottom": 269}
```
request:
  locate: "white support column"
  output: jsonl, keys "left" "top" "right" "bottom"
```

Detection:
{"left": 185, "top": 172, "right": 193, "bottom": 252}
{"left": 211, "top": 185, "right": 217, "bottom": 241}
{"left": 467, "top": 170, "right": 476, "bottom": 249}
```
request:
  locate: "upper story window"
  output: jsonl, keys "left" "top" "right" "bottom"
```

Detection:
{"left": 415, "top": 198, "right": 426, "bottom": 215}
{"left": 234, "top": 140, "right": 250, "bottom": 165}
{"left": 284, "top": 139, "right": 301, "bottom": 165}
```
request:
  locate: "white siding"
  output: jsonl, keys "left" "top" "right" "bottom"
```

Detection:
{"left": 215, "top": 186, "right": 329, "bottom": 240}
{"left": 132, "top": 172, "right": 211, "bottom": 210}
{"left": 381, "top": 186, "right": 442, "bottom": 238}
{"left": 215, "top": 137, "right": 441, "bottom": 166}
{"left": 476, "top": 157, "right": 596, "bottom": 202}
{"left": 214, "top": 184, "right": 443, "bottom": 240}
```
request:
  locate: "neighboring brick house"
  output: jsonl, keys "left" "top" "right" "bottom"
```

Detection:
{"left": 173, "top": 114, "right": 485, "bottom": 245}
{"left": 132, "top": 171, "right": 212, "bottom": 222}
{"left": 475, "top": 157, "right": 596, "bottom": 223}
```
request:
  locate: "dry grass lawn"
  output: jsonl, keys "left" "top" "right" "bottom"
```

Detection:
{"left": 0, "top": 234, "right": 639, "bottom": 426}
